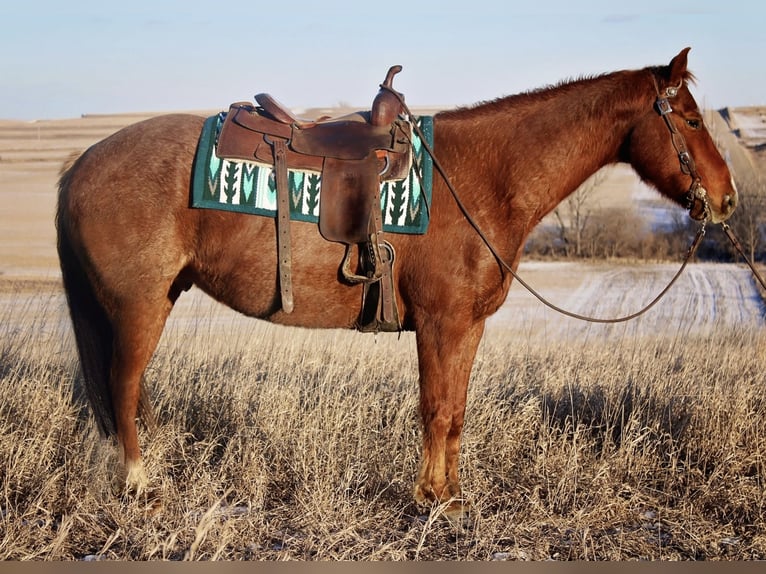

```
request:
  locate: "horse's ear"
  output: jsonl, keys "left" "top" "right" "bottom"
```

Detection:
{"left": 667, "top": 47, "right": 692, "bottom": 85}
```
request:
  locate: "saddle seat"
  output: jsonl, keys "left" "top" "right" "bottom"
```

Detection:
{"left": 214, "top": 65, "right": 410, "bottom": 332}
{"left": 253, "top": 93, "right": 366, "bottom": 129}
{"left": 255, "top": 64, "right": 405, "bottom": 130}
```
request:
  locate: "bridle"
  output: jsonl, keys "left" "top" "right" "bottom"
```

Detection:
{"left": 654, "top": 81, "right": 766, "bottom": 295}
{"left": 654, "top": 80, "right": 711, "bottom": 222}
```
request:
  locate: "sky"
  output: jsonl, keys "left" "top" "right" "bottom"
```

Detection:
{"left": 1, "top": 0, "right": 764, "bottom": 120}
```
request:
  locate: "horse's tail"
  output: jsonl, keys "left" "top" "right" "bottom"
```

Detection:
{"left": 58, "top": 150, "right": 81, "bottom": 179}
{"left": 56, "top": 152, "right": 154, "bottom": 437}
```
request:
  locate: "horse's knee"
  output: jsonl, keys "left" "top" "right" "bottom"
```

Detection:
{"left": 420, "top": 407, "right": 451, "bottom": 441}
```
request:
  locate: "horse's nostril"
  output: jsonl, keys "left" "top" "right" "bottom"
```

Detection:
{"left": 724, "top": 193, "right": 738, "bottom": 213}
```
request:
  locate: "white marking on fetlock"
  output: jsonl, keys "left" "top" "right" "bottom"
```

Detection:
{"left": 124, "top": 459, "right": 149, "bottom": 495}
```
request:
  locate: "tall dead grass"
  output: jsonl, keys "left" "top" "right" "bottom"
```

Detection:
{"left": 1, "top": 286, "right": 766, "bottom": 560}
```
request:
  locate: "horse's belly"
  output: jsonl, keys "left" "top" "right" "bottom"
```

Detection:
{"left": 192, "top": 219, "right": 365, "bottom": 329}
{"left": 201, "top": 275, "right": 363, "bottom": 330}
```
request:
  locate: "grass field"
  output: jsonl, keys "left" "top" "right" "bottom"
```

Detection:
{"left": 1, "top": 274, "right": 765, "bottom": 560}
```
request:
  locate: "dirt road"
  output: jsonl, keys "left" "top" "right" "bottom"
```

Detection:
{"left": 488, "top": 261, "right": 765, "bottom": 341}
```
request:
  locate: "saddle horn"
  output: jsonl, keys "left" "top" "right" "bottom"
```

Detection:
{"left": 382, "top": 65, "right": 403, "bottom": 88}
{"left": 371, "top": 65, "right": 404, "bottom": 126}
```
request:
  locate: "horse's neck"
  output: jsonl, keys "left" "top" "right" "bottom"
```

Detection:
{"left": 437, "top": 71, "right": 652, "bottom": 219}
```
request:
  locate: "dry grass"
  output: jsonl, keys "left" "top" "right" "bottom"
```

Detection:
{"left": 2, "top": 285, "right": 766, "bottom": 561}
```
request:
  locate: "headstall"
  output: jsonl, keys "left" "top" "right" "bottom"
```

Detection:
{"left": 654, "top": 82, "right": 710, "bottom": 221}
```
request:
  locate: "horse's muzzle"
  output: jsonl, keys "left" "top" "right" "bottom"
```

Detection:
{"left": 702, "top": 190, "right": 738, "bottom": 224}
{"left": 687, "top": 184, "right": 738, "bottom": 224}
{"left": 717, "top": 191, "right": 738, "bottom": 222}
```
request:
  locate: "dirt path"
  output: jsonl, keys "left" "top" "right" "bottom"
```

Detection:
{"left": 488, "top": 261, "right": 766, "bottom": 341}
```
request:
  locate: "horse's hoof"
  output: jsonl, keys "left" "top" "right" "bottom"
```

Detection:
{"left": 141, "top": 492, "right": 164, "bottom": 516}
{"left": 114, "top": 481, "right": 164, "bottom": 515}
{"left": 415, "top": 498, "right": 472, "bottom": 529}
{"left": 110, "top": 465, "right": 162, "bottom": 514}
{"left": 443, "top": 499, "right": 472, "bottom": 528}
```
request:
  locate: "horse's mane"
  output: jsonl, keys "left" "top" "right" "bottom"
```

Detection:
{"left": 436, "top": 72, "right": 627, "bottom": 120}
{"left": 437, "top": 65, "right": 696, "bottom": 121}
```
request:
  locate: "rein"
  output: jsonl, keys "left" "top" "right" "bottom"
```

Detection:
{"left": 721, "top": 223, "right": 766, "bottom": 292}
{"left": 382, "top": 82, "right": 712, "bottom": 324}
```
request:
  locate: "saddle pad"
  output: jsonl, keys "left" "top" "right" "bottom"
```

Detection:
{"left": 191, "top": 113, "right": 433, "bottom": 234}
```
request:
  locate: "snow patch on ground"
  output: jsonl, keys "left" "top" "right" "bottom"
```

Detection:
{"left": 487, "top": 262, "right": 765, "bottom": 342}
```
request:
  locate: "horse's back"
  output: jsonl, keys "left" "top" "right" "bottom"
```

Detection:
{"left": 61, "top": 113, "right": 205, "bottom": 207}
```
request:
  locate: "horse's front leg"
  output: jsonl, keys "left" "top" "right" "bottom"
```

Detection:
{"left": 413, "top": 317, "right": 485, "bottom": 513}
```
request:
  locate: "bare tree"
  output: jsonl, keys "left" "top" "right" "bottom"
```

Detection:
{"left": 553, "top": 171, "right": 605, "bottom": 257}
{"left": 723, "top": 168, "right": 765, "bottom": 262}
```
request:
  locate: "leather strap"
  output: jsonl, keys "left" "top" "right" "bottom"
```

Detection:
{"left": 270, "top": 136, "right": 294, "bottom": 314}
{"left": 355, "top": 185, "right": 401, "bottom": 332}
{"left": 371, "top": 188, "right": 398, "bottom": 327}
{"left": 378, "top": 242, "right": 399, "bottom": 328}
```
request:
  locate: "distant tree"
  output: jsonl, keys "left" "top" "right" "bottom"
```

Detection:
{"left": 724, "top": 169, "right": 765, "bottom": 263}
{"left": 552, "top": 172, "right": 605, "bottom": 257}
{"left": 585, "top": 210, "right": 647, "bottom": 259}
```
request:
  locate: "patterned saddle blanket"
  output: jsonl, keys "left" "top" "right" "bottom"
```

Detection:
{"left": 191, "top": 113, "right": 433, "bottom": 234}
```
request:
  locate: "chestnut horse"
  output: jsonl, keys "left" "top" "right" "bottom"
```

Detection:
{"left": 56, "top": 48, "right": 736, "bottom": 513}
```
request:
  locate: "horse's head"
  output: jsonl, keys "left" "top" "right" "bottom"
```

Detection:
{"left": 625, "top": 47, "right": 738, "bottom": 224}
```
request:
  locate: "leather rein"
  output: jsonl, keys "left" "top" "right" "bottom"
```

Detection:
{"left": 382, "top": 80, "right": 719, "bottom": 324}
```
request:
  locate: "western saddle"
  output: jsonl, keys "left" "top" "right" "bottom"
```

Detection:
{"left": 215, "top": 66, "right": 412, "bottom": 332}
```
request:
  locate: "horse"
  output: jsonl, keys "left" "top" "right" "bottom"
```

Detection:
{"left": 56, "top": 48, "right": 737, "bottom": 515}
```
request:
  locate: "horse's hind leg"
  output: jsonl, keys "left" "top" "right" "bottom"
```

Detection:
{"left": 109, "top": 296, "right": 173, "bottom": 494}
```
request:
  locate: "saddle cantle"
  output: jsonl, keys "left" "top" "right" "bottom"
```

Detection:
{"left": 214, "top": 66, "right": 412, "bottom": 332}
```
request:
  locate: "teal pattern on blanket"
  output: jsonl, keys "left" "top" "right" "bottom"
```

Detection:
{"left": 191, "top": 113, "right": 433, "bottom": 234}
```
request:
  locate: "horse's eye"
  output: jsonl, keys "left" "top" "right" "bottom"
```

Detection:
{"left": 686, "top": 118, "right": 702, "bottom": 130}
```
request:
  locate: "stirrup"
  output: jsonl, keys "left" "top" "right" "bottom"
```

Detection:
{"left": 340, "top": 239, "right": 383, "bottom": 284}
{"left": 357, "top": 240, "right": 400, "bottom": 332}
